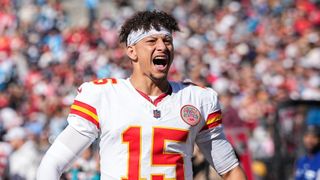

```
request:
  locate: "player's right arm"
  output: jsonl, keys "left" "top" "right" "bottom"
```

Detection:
{"left": 37, "top": 126, "right": 94, "bottom": 180}
{"left": 37, "top": 81, "right": 104, "bottom": 179}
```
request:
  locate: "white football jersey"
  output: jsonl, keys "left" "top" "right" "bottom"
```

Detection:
{"left": 67, "top": 78, "right": 237, "bottom": 180}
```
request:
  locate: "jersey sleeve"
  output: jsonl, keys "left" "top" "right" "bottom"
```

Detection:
{"left": 196, "top": 88, "right": 223, "bottom": 143}
{"left": 67, "top": 82, "right": 101, "bottom": 139}
{"left": 195, "top": 87, "right": 239, "bottom": 175}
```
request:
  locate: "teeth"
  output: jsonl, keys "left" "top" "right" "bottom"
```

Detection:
{"left": 155, "top": 55, "right": 168, "bottom": 59}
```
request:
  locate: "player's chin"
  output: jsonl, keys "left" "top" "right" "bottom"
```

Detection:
{"left": 150, "top": 72, "right": 168, "bottom": 81}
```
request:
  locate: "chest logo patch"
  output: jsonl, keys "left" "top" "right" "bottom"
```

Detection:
{"left": 180, "top": 105, "right": 201, "bottom": 126}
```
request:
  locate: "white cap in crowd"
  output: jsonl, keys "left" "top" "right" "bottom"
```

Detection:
{"left": 4, "top": 127, "right": 27, "bottom": 141}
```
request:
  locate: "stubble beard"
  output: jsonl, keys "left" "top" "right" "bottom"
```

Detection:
{"left": 149, "top": 73, "right": 168, "bottom": 84}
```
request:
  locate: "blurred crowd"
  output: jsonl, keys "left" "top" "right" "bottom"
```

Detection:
{"left": 0, "top": 0, "right": 320, "bottom": 179}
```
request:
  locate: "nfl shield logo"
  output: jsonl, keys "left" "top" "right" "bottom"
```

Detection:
{"left": 153, "top": 110, "right": 161, "bottom": 118}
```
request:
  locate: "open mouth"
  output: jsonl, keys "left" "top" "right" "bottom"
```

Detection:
{"left": 153, "top": 55, "right": 169, "bottom": 71}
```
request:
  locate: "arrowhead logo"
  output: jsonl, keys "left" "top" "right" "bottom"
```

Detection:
{"left": 180, "top": 105, "right": 201, "bottom": 126}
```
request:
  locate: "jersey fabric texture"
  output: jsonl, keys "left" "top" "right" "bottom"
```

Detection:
{"left": 67, "top": 78, "right": 238, "bottom": 180}
{"left": 295, "top": 151, "right": 320, "bottom": 180}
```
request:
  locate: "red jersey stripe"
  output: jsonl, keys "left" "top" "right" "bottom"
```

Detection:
{"left": 206, "top": 110, "right": 222, "bottom": 125}
{"left": 70, "top": 108, "right": 100, "bottom": 129}
{"left": 73, "top": 100, "right": 97, "bottom": 114}
{"left": 200, "top": 111, "right": 222, "bottom": 132}
{"left": 200, "top": 119, "right": 222, "bottom": 131}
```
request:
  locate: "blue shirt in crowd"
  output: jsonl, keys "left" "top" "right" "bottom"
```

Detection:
{"left": 295, "top": 151, "right": 320, "bottom": 180}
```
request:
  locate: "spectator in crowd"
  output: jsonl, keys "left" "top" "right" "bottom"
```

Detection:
{"left": 295, "top": 125, "right": 320, "bottom": 180}
{"left": 85, "top": 0, "right": 99, "bottom": 29}
{"left": 0, "top": 141, "right": 11, "bottom": 179}
{"left": 4, "top": 127, "right": 40, "bottom": 180}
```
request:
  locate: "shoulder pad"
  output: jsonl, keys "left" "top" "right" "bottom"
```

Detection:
{"left": 182, "top": 80, "right": 205, "bottom": 89}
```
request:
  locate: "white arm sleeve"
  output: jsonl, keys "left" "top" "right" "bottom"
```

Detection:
{"left": 37, "top": 125, "right": 95, "bottom": 180}
{"left": 196, "top": 126, "right": 239, "bottom": 175}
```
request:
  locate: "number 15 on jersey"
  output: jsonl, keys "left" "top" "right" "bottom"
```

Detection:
{"left": 122, "top": 126, "right": 189, "bottom": 180}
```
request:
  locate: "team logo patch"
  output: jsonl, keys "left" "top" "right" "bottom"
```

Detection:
{"left": 180, "top": 105, "right": 201, "bottom": 126}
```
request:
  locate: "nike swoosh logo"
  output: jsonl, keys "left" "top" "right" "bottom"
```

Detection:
{"left": 77, "top": 87, "right": 82, "bottom": 93}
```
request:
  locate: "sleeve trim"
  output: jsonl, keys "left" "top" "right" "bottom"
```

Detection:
{"left": 200, "top": 110, "right": 222, "bottom": 132}
{"left": 70, "top": 100, "right": 99, "bottom": 129}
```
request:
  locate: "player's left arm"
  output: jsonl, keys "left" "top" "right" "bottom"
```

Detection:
{"left": 195, "top": 88, "right": 247, "bottom": 179}
{"left": 196, "top": 127, "right": 246, "bottom": 180}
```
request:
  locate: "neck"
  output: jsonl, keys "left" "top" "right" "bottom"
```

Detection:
{"left": 129, "top": 75, "right": 170, "bottom": 96}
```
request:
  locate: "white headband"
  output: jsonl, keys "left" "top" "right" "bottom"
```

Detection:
{"left": 127, "top": 27, "right": 171, "bottom": 46}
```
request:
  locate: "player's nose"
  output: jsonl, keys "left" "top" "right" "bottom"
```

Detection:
{"left": 155, "top": 39, "right": 168, "bottom": 51}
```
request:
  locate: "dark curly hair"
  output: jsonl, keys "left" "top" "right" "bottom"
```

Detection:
{"left": 119, "top": 10, "right": 180, "bottom": 45}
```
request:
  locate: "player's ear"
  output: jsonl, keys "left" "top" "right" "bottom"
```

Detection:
{"left": 126, "top": 46, "right": 137, "bottom": 61}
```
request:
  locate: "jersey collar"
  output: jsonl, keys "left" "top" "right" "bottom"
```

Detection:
{"left": 135, "top": 85, "right": 172, "bottom": 106}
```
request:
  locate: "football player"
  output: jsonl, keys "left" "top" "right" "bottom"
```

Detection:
{"left": 37, "top": 10, "right": 246, "bottom": 180}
